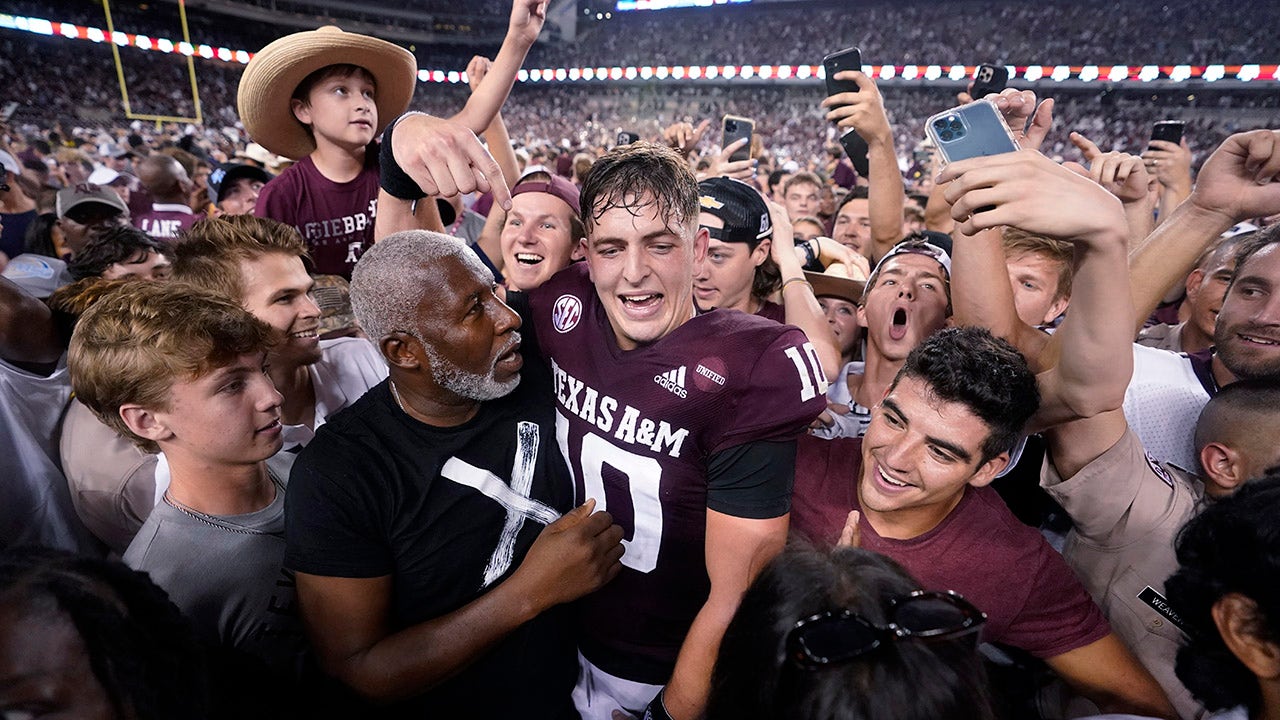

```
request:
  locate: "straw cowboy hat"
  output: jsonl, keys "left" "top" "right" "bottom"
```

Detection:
{"left": 237, "top": 26, "right": 417, "bottom": 161}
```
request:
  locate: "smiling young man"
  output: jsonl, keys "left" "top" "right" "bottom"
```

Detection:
{"left": 173, "top": 215, "right": 386, "bottom": 451}
{"left": 516, "top": 142, "right": 827, "bottom": 720}
{"left": 497, "top": 174, "right": 585, "bottom": 291}
{"left": 68, "top": 281, "right": 309, "bottom": 686}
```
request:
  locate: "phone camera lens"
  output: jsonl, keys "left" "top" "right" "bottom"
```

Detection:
{"left": 949, "top": 119, "right": 964, "bottom": 131}
{"left": 940, "top": 130, "right": 954, "bottom": 141}
{"left": 726, "top": 121, "right": 737, "bottom": 131}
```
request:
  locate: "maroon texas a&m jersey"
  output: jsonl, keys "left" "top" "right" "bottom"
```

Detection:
{"left": 527, "top": 263, "right": 827, "bottom": 683}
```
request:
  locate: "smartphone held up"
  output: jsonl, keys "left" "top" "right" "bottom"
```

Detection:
{"left": 821, "top": 46, "right": 871, "bottom": 177}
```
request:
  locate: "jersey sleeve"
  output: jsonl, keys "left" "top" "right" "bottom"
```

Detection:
{"left": 712, "top": 327, "right": 828, "bottom": 454}
{"left": 284, "top": 436, "right": 394, "bottom": 578}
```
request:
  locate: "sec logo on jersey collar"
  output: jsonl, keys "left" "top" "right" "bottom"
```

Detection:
{"left": 553, "top": 294, "right": 583, "bottom": 333}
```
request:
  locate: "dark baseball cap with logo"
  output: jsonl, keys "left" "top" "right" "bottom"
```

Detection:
{"left": 697, "top": 177, "right": 772, "bottom": 247}
{"left": 208, "top": 163, "right": 273, "bottom": 205}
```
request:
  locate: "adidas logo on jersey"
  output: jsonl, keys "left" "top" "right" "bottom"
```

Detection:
{"left": 654, "top": 366, "right": 688, "bottom": 398}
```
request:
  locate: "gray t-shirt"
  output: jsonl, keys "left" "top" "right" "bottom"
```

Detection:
{"left": 123, "top": 469, "right": 306, "bottom": 680}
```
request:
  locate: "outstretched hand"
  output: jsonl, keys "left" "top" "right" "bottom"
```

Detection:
{"left": 392, "top": 113, "right": 513, "bottom": 209}
{"left": 1069, "top": 132, "right": 1150, "bottom": 204}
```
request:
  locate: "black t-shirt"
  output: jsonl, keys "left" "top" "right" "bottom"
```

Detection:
{"left": 285, "top": 375, "right": 578, "bottom": 718}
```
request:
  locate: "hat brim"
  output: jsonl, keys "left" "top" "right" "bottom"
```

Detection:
{"left": 237, "top": 26, "right": 417, "bottom": 161}
{"left": 806, "top": 270, "right": 867, "bottom": 305}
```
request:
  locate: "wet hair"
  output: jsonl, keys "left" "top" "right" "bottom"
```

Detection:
{"left": 1167, "top": 473, "right": 1280, "bottom": 714}
{"left": 68, "top": 226, "right": 172, "bottom": 281}
{"left": 350, "top": 229, "right": 490, "bottom": 345}
{"left": 708, "top": 546, "right": 995, "bottom": 720}
{"left": 1228, "top": 223, "right": 1280, "bottom": 293}
{"left": 579, "top": 141, "right": 699, "bottom": 237}
{"left": 892, "top": 327, "right": 1038, "bottom": 463}
{"left": 1196, "top": 232, "right": 1250, "bottom": 274}
{"left": 0, "top": 546, "right": 210, "bottom": 720}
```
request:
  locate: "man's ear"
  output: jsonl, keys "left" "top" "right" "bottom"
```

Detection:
{"left": 1199, "top": 442, "right": 1246, "bottom": 497}
{"left": 381, "top": 333, "right": 423, "bottom": 371}
{"left": 1185, "top": 268, "right": 1206, "bottom": 301}
{"left": 119, "top": 404, "right": 173, "bottom": 444}
{"left": 968, "top": 451, "right": 1011, "bottom": 488}
{"left": 1043, "top": 295, "right": 1071, "bottom": 326}
{"left": 692, "top": 226, "right": 710, "bottom": 264}
{"left": 752, "top": 238, "right": 771, "bottom": 267}
{"left": 1213, "top": 594, "right": 1280, "bottom": 681}
{"left": 290, "top": 97, "right": 312, "bottom": 125}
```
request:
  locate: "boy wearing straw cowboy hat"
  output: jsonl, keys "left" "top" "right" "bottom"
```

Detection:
{"left": 239, "top": 0, "right": 547, "bottom": 278}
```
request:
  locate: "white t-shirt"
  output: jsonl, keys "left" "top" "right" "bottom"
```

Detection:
{"left": 279, "top": 336, "right": 387, "bottom": 452}
{"left": 1122, "top": 343, "right": 1210, "bottom": 473}
{"left": 0, "top": 358, "right": 95, "bottom": 551}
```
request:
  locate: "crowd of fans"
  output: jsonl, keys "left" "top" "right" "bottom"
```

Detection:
{"left": 4, "top": 3, "right": 1280, "bottom": 720}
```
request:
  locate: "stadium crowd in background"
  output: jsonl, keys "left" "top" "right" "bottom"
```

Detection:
{"left": 3, "top": 0, "right": 1280, "bottom": 718}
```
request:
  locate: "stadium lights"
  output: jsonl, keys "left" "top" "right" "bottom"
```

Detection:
{"left": 4, "top": 14, "right": 1279, "bottom": 88}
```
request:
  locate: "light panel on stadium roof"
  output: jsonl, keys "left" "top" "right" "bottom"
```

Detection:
{"left": 5, "top": 14, "right": 1280, "bottom": 86}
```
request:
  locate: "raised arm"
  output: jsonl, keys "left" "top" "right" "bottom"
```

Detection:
{"left": 822, "top": 71, "right": 904, "bottom": 263}
{"left": 940, "top": 149, "right": 1132, "bottom": 426}
{"left": 1142, "top": 138, "right": 1193, "bottom": 224}
{"left": 765, "top": 199, "right": 841, "bottom": 381}
{"left": 1069, "top": 132, "right": 1155, "bottom": 248}
{"left": 466, "top": 55, "right": 519, "bottom": 193}
{"left": 295, "top": 501, "right": 622, "bottom": 702}
{"left": 1129, "top": 130, "right": 1280, "bottom": 333}
{"left": 450, "top": 0, "right": 545, "bottom": 136}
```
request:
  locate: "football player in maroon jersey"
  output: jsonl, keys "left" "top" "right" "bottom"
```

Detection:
{"left": 521, "top": 142, "right": 827, "bottom": 720}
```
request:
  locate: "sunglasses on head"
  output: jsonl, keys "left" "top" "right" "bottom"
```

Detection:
{"left": 786, "top": 590, "right": 986, "bottom": 669}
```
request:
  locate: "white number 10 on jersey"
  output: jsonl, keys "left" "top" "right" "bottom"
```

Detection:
{"left": 785, "top": 341, "right": 829, "bottom": 402}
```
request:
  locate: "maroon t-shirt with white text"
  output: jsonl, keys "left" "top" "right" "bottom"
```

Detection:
{"left": 791, "top": 434, "right": 1111, "bottom": 659}
{"left": 135, "top": 203, "right": 198, "bottom": 243}
{"left": 255, "top": 155, "right": 379, "bottom": 278}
